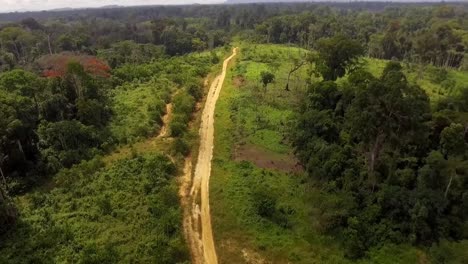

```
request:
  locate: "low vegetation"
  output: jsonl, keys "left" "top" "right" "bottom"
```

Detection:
{"left": 0, "top": 154, "right": 188, "bottom": 263}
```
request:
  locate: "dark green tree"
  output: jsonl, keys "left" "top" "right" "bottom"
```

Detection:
{"left": 260, "top": 71, "right": 275, "bottom": 90}
{"left": 315, "top": 35, "right": 364, "bottom": 81}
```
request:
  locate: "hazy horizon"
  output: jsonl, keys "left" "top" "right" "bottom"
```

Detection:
{"left": 0, "top": 0, "right": 222, "bottom": 13}
{"left": 0, "top": 0, "right": 461, "bottom": 13}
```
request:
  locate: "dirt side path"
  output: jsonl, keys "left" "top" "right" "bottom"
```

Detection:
{"left": 157, "top": 103, "right": 173, "bottom": 138}
{"left": 183, "top": 48, "right": 238, "bottom": 264}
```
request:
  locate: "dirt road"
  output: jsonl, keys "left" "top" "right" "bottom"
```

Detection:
{"left": 182, "top": 48, "right": 238, "bottom": 264}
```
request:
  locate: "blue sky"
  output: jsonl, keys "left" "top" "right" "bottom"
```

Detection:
{"left": 0, "top": 0, "right": 222, "bottom": 12}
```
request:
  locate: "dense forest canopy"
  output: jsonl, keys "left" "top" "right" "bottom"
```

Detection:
{"left": 0, "top": 2, "right": 467, "bottom": 69}
{"left": 293, "top": 59, "right": 468, "bottom": 258}
{"left": 0, "top": 1, "right": 467, "bottom": 263}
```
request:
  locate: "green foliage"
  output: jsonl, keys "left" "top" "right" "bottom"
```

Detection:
{"left": 259, "top": 71, "right": 275, "bottom": 88}
{"left": 293, "top": 60, "right": 468, "bottom": 259}
{"left": 315, "top": 35, "right": 364, "bottom": 81}
{"left": 0, "top": 191, "right": 17, "bottom": 235}
{"left": 210, "top": 51, "right": 220, "bottom": 64}
{"left": 0, "top": 69, "right": 41, "bottom": 95}
{"left": 0, "top": 154, "right": 188, "bottom": 263}
{"left": 211, "top": 43, "right": 357, "bottom": 263}
{"left": 440, "top": 123, "right": 466, "bottom": 158}
{"left": 429, "top": 240, "right": 468, "bottom": 264}
{"left": 37, "top": 120, "right": 102, "bottom": 169}
{"left": 172, "top": 138, "right": 190, "bottom": 156}
{"left": 186, "top": 81, "right": 204, "bottom": 101}
{"left": 76, "top": 99, "right": 109, "bottom": 127}
{"left": 427, "top": 67, "right": 449, "bottom": 84}
{"left": 0, "top": 26, "right": 36, "bottom": 64}
{"left": 110, "top": 78, "right": 171, "bottom": 144}
{"left": 98, "top": 40, "right": 165, "bottom": 68}
{"left": 170, "top": 90, "right": 196, "bottom": 138}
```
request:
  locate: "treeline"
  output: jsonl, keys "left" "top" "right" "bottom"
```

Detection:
{"left": 1, "top": 3, "right": 467, "bottom": 71}
{"left": 0, "top": 2, "right": 462, "bottom": 23}
{"left": 253, "top": 5, "right": 468, "bottom": 69}
{"left": 0, "top": 15, "right": 227, "bottom": 70}
{"left": 292, "top": 35, "right": 468, "bottom": 260}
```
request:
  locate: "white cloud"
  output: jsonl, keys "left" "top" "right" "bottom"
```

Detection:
{"left": 0, "top": 0, "right": 222, "bottom": 12}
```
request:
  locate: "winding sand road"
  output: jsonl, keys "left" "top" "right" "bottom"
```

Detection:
{"left": 183, "top": 48, "right": 238, "bottom": 264}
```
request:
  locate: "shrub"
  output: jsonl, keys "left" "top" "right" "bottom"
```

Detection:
{"left": 170, "top": 121, "right": 187, "bottom": 137}
{"left": 172, "top": 138, "right": 190, "bottom": 156}
{"left": 211, "top": 51, "right": 220, "bottom": 64}
{"left": 80, "top": 243, "right": 119, "bottom": 264}
{"left": 186, "top": 82, "right": 203, "bottom": 101}
{"left": 253, "top": 189, "right": 277, "bottom": 218}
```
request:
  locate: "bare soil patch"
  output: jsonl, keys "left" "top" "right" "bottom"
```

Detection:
{"left": 233, "top": 75, "right": 246, "bottom": 88}
{"left": 234, "top": 144, "right": 303, "bottom": 173}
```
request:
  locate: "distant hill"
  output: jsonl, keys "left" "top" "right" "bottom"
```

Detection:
{"left": 49, "top": 7, "right": 75, "bottom": 11}
{"left": 50, "top": 5, "right": 122, "bottom": 11}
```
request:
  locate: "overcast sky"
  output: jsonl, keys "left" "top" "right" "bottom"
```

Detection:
{"left": 0, "top": 0, "right": 458, "bottom": 13}
{"left": 0, "top": 0, "right": 223, "bottom": 12}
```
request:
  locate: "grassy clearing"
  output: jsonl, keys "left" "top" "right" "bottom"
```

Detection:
{"left": 363, "top": 57, "right": 468, "bottom": 102}
{"left": 211, "top": 43, "right": 349, "bottom": 263}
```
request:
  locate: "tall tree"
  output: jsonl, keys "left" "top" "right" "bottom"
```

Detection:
{"left": 345, "top": 62, "right": 430, "bottom": 190}
{"left": 314, "top": 35, "right": 364, "bottom": 81}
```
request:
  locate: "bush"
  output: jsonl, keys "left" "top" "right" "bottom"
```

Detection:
{"left": 97, "top": 196, "right": 113, "bottom": 215}
{"left": 170, "top": 121, "right": 187, "bottom": 137}
{"left": 253, "top": 189, "right": 277, "bottom": 218}
{"left": 211, "top": 51, "right": 220, "bottom": 64}
{"left": 173, "top": 138, "right": 190, "bottom": 156}
{"left": 80, "top": 243, "right": 119, "bottom": 264}
{"left": 110, "top": 79, "right": 171, "bottom": 143}
{"left": 186, "top": 82, "right": 203, "bottom": 101}
{"left": 173, "top": 91, "right": 195, "bottom": 116}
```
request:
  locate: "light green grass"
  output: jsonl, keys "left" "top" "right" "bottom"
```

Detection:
{"left": 363, "top": 57, "right": 468, "bottom": 102}
{"left": 212, "top": 44, "right": 349, "bottom": 263}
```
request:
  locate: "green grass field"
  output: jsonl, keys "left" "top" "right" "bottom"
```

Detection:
{"left": 363, "top": 57, "right": 468, "bottom": 102}
{"left": 211, "top": 43, "right": 350, "bottom": 263}
{"left": 211, "top": 43, "right": 340, "bottom": 263}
